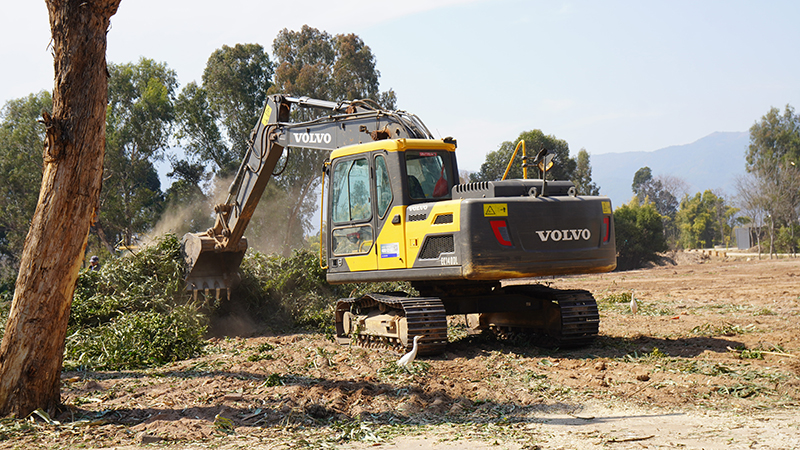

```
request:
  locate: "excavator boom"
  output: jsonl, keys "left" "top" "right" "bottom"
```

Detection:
{"left": 182, "top": 95, "right": 432, "bottom": 298}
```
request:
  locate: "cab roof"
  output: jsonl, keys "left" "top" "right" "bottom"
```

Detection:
{"left": 330, "top": 138, "right": 456, "bottom": 159}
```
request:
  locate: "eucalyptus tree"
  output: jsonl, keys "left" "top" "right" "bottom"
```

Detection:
{"left": 572, "top": 149, "right": 600, "bottom": 196}
{"left": 741, "top": 105, "right": 800, "bottom": 255}
{"left": 99, "top": 58, "right": 177, "bottom": 250}
{"left": 0, "top": 0, "right": 121, "bottom": 418}
{"left": 264, "top": 26, "right": 397, "bottom": 254}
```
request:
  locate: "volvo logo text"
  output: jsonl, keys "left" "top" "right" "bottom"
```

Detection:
{"left": 292, "top": 132, "right": 332, "bottom": 145}
{"left": 535, "top": 229, "right": 591, "bottom": 242}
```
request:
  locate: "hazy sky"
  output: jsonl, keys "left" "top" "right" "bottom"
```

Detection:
{"left": 2, "top": 0, "right": 799, "bottom": 172}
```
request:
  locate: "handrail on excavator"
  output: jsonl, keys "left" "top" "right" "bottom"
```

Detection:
{"left": 501, "top": 140, "right": 527, "bottom": 180}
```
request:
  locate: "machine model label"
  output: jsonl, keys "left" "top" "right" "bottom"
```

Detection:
{"left": 536, "top": 229, "right": 592, "bottom": 242}
{"left": 483, "top": 203, "right": 508, "bottom": 217}
{"left": 292, "top": 132, "right": 333, "bottom": 145}
{"left": 380, "top": 242, "right": 400, "bottom": 258}
{"left": 440, "top": 255, "right": 458, "bottom": 266}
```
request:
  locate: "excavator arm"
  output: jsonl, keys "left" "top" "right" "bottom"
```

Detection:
{"left": 182, "top": 94, "right": 433, "bottom": 299}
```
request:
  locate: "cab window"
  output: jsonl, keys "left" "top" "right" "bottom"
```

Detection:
{"left": 332, "top": 225, "right": 373, "bottom": 256}
{"left": 405, "top": 150, "right": 453, "bottom": 200}
{"left": 331, "top": 157, "right": 372, "bottom": 223}
{"left": 375, "top": 154, "right": 392, "bottom": 217}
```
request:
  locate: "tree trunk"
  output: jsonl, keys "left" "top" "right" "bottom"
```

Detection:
{"left": 0, "top": 0, "right": 120, "bottom": 417}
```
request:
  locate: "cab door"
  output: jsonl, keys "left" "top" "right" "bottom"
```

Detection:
{"left": 327, "top": 155, "right": 377, "bottom": 272}
{"left": 373, "top": 153, "right": 407, "bottom": 269}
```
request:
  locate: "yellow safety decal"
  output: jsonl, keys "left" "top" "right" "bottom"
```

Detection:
{"left": 602, "top": 201, "right": 612, "bottom": 214}
{"left": 260, "top": 104, "right": 273, "bottom": 126}
{"left": 483, "top": 203, "right": 508, "bottom": 217}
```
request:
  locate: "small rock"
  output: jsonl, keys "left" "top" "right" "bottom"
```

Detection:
{"left": 428, "top": 397, "right": 447, "bottom": 413}
{"left": 636, "top": 373, "right": 650, "bottom": 382}
{"left": 594, "top": 361, "right": 607, "bottom": 371}
{"left": 448, "top": 402, "right": 465, "bottom": 415}
{"left": 137, "top": 432, "right": 162, "bottom": 444}
{"left": 223, "top": 393, "right": 244, "bottom": 402}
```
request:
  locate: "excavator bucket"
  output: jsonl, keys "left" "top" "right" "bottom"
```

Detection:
{"left": 181, "top": 233, "right": 248, "bottom": 302}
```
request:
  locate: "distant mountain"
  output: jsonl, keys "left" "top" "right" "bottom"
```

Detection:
{"left": 589, "top": 131, "right": 749, "bottom": 208}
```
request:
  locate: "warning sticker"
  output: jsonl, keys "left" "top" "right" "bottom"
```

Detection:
{"left": 483, "top": 203, "right": 508, "bottom": 217}
{"left": 380, "top": 242, "right": 400, "bottom": 258}
{"left": 602, "top": 201, "right": 612, "bottom": 214}
{"left": 260, "top": 104, "right": 273, "bottom": 126}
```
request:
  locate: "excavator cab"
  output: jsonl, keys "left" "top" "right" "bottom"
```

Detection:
{"left": 324, "top": 139, "right": 459, "bottom": 278}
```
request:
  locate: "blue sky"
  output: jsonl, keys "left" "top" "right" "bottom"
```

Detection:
{"left": 2, "top": 0, "right": 798, "bottom": 173}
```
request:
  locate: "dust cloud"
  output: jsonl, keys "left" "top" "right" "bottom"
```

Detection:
{"left": 147, "top": 175, "right": 315, "bottom": 256}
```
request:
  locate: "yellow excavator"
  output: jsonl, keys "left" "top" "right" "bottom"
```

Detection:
{"left": 182, "top": 95, "right": 616, "bottom": 355}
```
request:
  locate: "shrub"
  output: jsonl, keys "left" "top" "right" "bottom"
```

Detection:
{"left": 235, "top": 247, "right": 415, "bottom": 333}
{"left": 614, "top": 198, "right": 668, "bottom": 270}
{"left": 775, "top": 224, "right": 799, "bottom": 255}
{"left": 10, "top": 234, "right": 415, "bottom": 371}
{"left": 65, "top": 234, "right": 207, "bottom": 370}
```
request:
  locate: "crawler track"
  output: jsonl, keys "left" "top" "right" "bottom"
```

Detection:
{"left": 335, "top": 294, "right": 448, "bottom": 356}
{"left": 490, "top": 287, "right": 600, "bottom": 348}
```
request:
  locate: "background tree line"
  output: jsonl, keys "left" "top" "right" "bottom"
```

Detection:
{"left": 612, "top": 104, "right": 799, "bottom": 268}
{"left": 0, "top": 25, "right": 396, "bottom": 275}
{"left": 463, "top": 105, "right": 799, "bottom": 270}
{"left": 1, "top": 23, "right": 797, "bottom": 276}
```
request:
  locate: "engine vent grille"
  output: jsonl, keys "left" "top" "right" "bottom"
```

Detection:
{"left": 408, "top": 213, "right": 427, "bottom": 222}
{"left": 453, "top": 182, "right": 490, "bottom": 194}
{"left": 433, "top": 213, "right": 453, "bottom": 224}
{"left": 418, "top": 235, "right": 455, "bottom": 259}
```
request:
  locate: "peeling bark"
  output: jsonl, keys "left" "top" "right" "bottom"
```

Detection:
{"left": 0, "top": 0, "right": 120, "bottom": 417}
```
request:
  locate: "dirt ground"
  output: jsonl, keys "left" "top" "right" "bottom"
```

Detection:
{"left": 5, "top": 251, "right": 800, "bottom": 449}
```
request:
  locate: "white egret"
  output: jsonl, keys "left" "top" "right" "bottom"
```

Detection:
{"left": 398, "top": 335, "right": 421, "bottom": 366}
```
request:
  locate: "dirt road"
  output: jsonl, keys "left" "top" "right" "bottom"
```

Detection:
{"left": 10, "top": 253, "right": 800, "bottom": 449}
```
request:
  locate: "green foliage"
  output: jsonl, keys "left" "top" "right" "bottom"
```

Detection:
{"left": 600, "top": 291, "right": 632, "bottom": 304}
{"left": 235, "top": 248, "right": 333, "bottom": 331}
{"left": 235, "top": 247, "right": 413, "bottom": 333}
{"left": 378, "top": 360, "right": 431, "bottom": 379}
{"left": 747, "top": 104, "right": 800, "bottom": 173}
{"left": 676, "top": 190, "right": 738, "bottom": 249}
{"left": 269, "top": 25, "right": 395, "bottom": 108}
{"left": 65, "top": 234, "right": 207, "bottom": 370}
{"left": 631, "top": 166, "right": 678, "bottom": 217}
{"left": 0, "top": 92, "right": 51, "bottom": 266}
{"left": 470, "top": 129, "right": 576, "bottom": 182}
{"left": 742, "top": 105, "right": 800, "bottom": 249}
{"left": 571, "top": 149, "right": 600, "bottom": 195}
{"left": 66, "top": 236, "right": 416, "bottom": 371}
{"left": 175, "top": 81, "right": 231, "bottom": 173}
{"left": 100, "top": 58, "right": 178, "bottom": 249}
{"left": 774, "top": 224, "right": 799, "bottom": 254}
{"left": 65, "top": 305, "right": 206, "bottom": 370}
{"left": 613, "top": 198, "right": 668, "bottom": 270}
{"left": 691, "top": 322, "right": 756, "bottom": 337}
{"left": 202, "top": 43, "right": 273, "bottom": 174}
